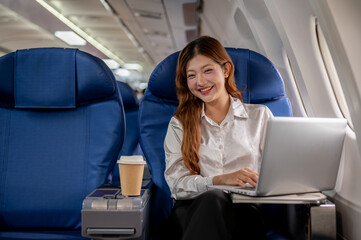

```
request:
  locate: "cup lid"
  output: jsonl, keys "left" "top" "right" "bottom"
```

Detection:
{"left": 117, "top": 155, "right": 146, "bottom": 165}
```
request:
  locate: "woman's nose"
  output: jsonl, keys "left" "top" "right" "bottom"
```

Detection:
{"left": 197, "top": 74, "right": 207, "bottom": 86}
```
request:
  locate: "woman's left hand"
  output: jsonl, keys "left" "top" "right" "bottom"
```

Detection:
{"left": 212, "top": 168, "right": 258, "bottom": 187}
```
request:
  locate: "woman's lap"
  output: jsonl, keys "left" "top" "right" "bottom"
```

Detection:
{"left": 164, "top": 190, "right": 267, "bottom": 240}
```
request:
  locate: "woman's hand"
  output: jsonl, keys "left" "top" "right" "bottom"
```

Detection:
{"left": 212, "top": 168, "right": 258, "bottom": 187}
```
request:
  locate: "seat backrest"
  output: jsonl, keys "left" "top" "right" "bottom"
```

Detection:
{"left": 111, "top": 81, "right": 141, "bottom": 185}
{"left": 0, "top": 48, "right": 125, "bottom": 230}
{"left": 116, "top": 81, "right": 140, "bottom": 156}
{"left": 138, "top": 48, "right": 292, "bottom": 235}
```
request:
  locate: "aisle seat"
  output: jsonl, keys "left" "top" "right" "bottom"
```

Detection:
{"left": 0, "top": 48, "right": 125, "bottom": 239}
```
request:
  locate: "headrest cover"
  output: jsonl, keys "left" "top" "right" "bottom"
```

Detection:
{"left": 76, "top": 51, "right": 116, "bottom": 104}
{"left": 249, "top": 50, "right": 285, "bottom": 102}
{"left": 15, "top": 48, "right": 76, "bottom": 108}
{"left": 147, "top": 51, "right": 179, "bottom": 101}
{"left": 146, "top": 48, "right": 286, "bottom": 104}
{"left": 0, "top": 48, "right": 117, "bottom": 109}
{"left": 226, "top": 48, "right": 249, "bottom": 102}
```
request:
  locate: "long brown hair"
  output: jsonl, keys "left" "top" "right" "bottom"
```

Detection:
{"left": 174, "top": 36, "right": 243, "bottom": 175}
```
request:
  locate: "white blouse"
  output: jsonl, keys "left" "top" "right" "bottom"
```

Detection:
{"left": 164, "top": 96, "right": 273, "bottom": 200}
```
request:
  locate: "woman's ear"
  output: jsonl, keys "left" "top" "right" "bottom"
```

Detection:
{"left": 223, "top": 62, "right": 231, "bottom": 78}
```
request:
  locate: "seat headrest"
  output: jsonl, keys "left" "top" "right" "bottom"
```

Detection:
{"left": 0, "top": 48, "right": 116, "bottom": 108}
{"left": 146, "top": 48, "right": 286, "bottom": 104}
{"left": 117, "top": 81, "right": 139, "bottom": 111}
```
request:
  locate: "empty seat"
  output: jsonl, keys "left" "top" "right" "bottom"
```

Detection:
{"left": 0, "top": 48, "right": 125, "bottom": 239}
{"left": 116, "top": 81, "right": 141, "bottom": 157}
{"left": 138, "top": 48, "right": 292, "bottom": 238}
{"left": 111, "top": 81, "right": 142, "bottom": 185}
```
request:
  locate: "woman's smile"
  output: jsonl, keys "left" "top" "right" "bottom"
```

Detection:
{"left": 199, "top": 86, "right": 214, "bottom": 94}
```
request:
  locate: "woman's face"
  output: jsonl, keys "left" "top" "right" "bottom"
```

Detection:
{"left": 186, "top": 54, "right": 229, "bottom": 105}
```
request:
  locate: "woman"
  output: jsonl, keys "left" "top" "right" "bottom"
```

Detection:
{"left": 163, "top": 36, "right": 273, "bottom": 240}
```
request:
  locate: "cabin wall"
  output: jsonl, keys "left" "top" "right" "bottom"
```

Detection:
{"left": 198, "top": 0, "right": 306, "bottom": 117}
{"left": 200, "top": 0, "right": 361, "bottom": 239}
{"left": 309, "top": 2, "right": 361, "bottom": 239}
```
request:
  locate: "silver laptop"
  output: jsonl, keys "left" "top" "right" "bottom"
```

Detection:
{"left": 210, "top": 117, "right": 347, "bottom": 196}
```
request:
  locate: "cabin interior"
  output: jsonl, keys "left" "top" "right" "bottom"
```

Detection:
{"left": 0, "top": 0, "right": 360, "bottom": 239}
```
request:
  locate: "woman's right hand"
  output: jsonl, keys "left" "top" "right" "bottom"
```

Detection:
{"left": 212, "top": 168, "right": 258, "bottom": 187}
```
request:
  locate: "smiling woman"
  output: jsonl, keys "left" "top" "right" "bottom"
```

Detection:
{"left": 163, "top": 36, "right": 273, "bottom": 240}
{"left": 1, "top": 0, "right": 360, "bottom": 239}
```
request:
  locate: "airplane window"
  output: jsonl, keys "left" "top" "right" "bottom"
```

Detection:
{"left": 316, "top": 21, "right": 354, "bottom": 129}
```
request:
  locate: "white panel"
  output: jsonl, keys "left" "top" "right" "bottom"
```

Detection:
{"left": 265, "top": 0, "right": 342, "bottom": 118}
{"left": 200, "top": 0, "right": 259, "bottom": 51}
{"left": 109, "top": 0, "right": 176, "bottom": 65}
{"left": 125, "top": 0, "right": 163, "bottom": 14}
{"left": 48, "top": 0, "right": 108, "bottom": 16}
{"left": 310, "top": 0, "right": 361, "bottom": 154}
{"left": 236, "top": 0, "right": 306, "bottom": 117}
{"left": 163, "top": 0, "right": 190, "bottom": 50}
{"left": 68, "top": 15, "right": 119, "bottom": 28}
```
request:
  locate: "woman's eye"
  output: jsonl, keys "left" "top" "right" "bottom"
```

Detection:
{"left": 187, "top": 74, "right": 195, "bottom": 79}
{"left": 205, "top": 69, "right": 212, "bottom": 73}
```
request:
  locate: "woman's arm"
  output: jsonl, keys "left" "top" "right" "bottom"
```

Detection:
{"left": 164, "top": 117, "right": 213, "bottom": 200}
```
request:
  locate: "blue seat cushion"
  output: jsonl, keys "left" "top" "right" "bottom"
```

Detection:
{"left": 14, "top": 49, "right": 76, "bottom": 108}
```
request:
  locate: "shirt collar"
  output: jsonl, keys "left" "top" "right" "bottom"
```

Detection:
{"left": 201, "top": 95, "right": 249, "bottom": 122}
{"left": 231, "top": 95, "right": 249, "bottom": 119}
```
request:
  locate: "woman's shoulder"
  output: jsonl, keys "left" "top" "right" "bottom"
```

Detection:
{"left": 243, "top": 103, "right": 269, "bottom": 111}
{"left": 165, "top": 116, "right": 184, "bottom": 143}
{"left": 168, "top": 116, "right": 183, "bottom": 129}
{"left": 243, "top": 103, "right": 273, "bottom": 117}
{"left": 169, "top": 116, "right": 180, "bottom": 124}
{"left": 231, "top": 97, "right": 267, "bottom": 110}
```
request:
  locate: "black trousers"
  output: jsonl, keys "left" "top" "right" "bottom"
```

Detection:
{"left": 163, "top": 190, "right": 267, "bottom": 240}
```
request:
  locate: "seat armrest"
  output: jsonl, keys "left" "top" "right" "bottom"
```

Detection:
{"left": 81, "top": 187, "right": 151, "bottom": 239}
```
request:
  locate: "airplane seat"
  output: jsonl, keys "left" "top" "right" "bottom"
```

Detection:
{"left": 138, "top": 48, "right": 292, "bottom": 239}
{"left": 111, "top": 81, "right": 147, "bottom": 186}
{"left": 0, "top": 48, "right": 125, "bottom": 239}
{"left": 116, "top": 81, "right": 140, "bottom": 156}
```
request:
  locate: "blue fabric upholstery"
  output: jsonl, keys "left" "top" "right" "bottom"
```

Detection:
{"left": 111, "top": 81, "right": 141, "bottom": 185}
{"left": 0, "top": 48, "right": 125, "bottom": 238}
{"left": 138, "top": 48, "right": 292, "bottom": 237}
{"left": 0, "top": 48, "right": 117, "bottom": 109}
{"left": 15, "top": 49, "right": 76, "bottom": 108}
{"left": 116, "top": 81, "right": 140, "bottom": 156}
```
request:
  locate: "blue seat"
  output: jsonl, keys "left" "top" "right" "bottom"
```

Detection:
{"left": 117, "top": 81, "right": 140, "bottom": 156}
{"left": 111, "top": 81, "right": 142, "bottom": 185}
{"left": 0, "top": 48, "right": 125, "bottom": 239}
{"left": 138, "top": 48, "right": 292, "bottom": 238}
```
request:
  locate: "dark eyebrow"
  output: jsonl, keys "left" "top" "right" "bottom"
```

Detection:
{"left": 187, "top": 63, "right": 214, "bottom": 73}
